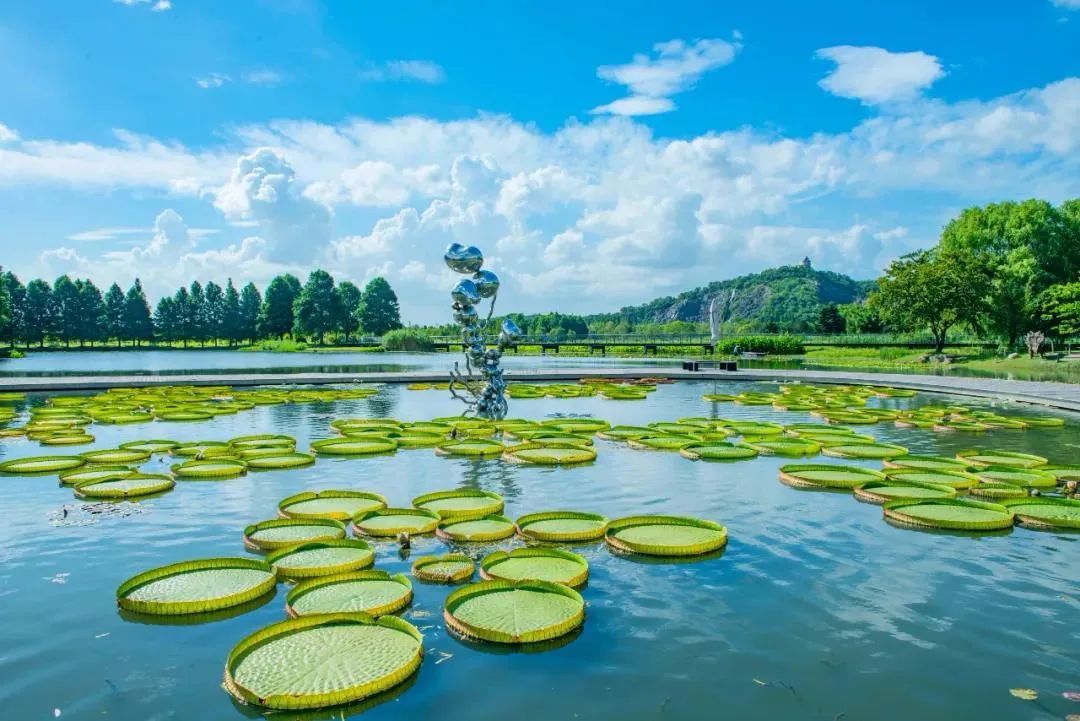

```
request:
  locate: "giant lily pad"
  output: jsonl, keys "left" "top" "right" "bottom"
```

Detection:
{"left": 956, "top": 449, "right": 1048, "bottom": 469}
{"left": 243, "top": 518, "right": 347, "bottom": 551}
{"left": 117, "top": 557, "right": 276, "bottom": 615}
{"left": 854, "top": 480, "right": 957, "bottom": 504}
{"left": 973, "top": 466, "right": 1057, "bottom": 489}
{"left": 58, "top": 465, "right": 135, "bottom": 486}
{"left": 821, "top": 442, "right": 908, "bottom": 460}
{"left": 968, "top": 483, "right": 1030, "bottom": 499}
{"left": 515, "top": 511, "right": 609, "bottom": 542}
{"left": 279, "top": 490, "right": 387, "bottom": 521}
{"left": 741, "top": 437, "right": 821, "bottom": 457}
{"left": 628, "top": 435, "right": 697, "bottom": 450}
{"left": 480, "top": 547, "right": 589, "bottom": 587}
{"left": 352, "top": 508, "right": 440, "bottom": 537}
{"left": 311, "top": 437, "right": 398, "bottom": 456}
{"left": 0, "top": 455, "right": 86, "bottom": 474}
{"left": 680, "top": 443, "right": 759, "bottom": 461}
{"left": 883, "top": 498, "right": 1014, "bottom": 531}
{"left": 605, "top": 515, "right": 727, "bottom": 556}
{"left": 171, "top": 459, "right": 247, "bottom": 480}
{"left": 411, "top": 554, "right": 474, "bottom": 583}
{"left": 883, "top": 468, "right": 981, "bottom": 489}
{"left": 437, "top": 515, "right": 516, "bottom": 542}
{"left": 444, "top": 579, "right": 585, "bottom": 644}
{"left": 779, "top": 464, "right": 885, "bottom": 489}
{"left": 244, "top": 452, "right": 316, "bottom": 470}
{"left": 412, "top": 489, "right": 504, "bottom": 520}
{"left": 999, "top": 497, "right": 1080, "bottom": 530}
{"left": 434, "top": 439, "right": 505, "bottom": 457}
{"left": 267, "top": 540, "right": 375, "bottom": 580}
{"left": 224, "top": 613, "right": 423, "bottom": 710}
{"left": 504, "top": 443, "right": 597, "bottom": 465}
{"left": 883, "top": 455, "right": 972, "bottom": 471}
{"left": 74, "top": 473, "right": 174, "bottom": 499}
{"left": 286, "top": 571, "right": 413, "bottom": 617}
{"left": 119, "top": 439, "right": 180, "bottom": 454}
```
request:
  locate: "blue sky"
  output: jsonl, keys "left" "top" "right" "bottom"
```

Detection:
{"left": 1, "top": 0, "right": 1078, "bottom": 322}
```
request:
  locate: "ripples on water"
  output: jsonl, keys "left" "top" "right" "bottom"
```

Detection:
{"left": 0, "top": 381, "right": 1078, "bottom": 721}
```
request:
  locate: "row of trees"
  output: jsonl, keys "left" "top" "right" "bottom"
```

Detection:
{"left": 0, "top": 270, "right": 403, "bottom": 348}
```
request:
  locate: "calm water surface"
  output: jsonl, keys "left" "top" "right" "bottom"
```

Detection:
{"left": 1, "top": 381, "right": 1078, "bottom": 721}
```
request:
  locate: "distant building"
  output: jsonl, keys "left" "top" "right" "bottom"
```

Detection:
{"left": 801, "top": 256, "right": 812, "bottom": 269}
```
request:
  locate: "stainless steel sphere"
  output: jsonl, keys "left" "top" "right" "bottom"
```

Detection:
{"left": 473, "top": 270, "right": 500, "bottom": 298}
{"left": 451, "top": 279, "right": 481, "bottom": 306}
{"left": 444, "top": 243, "right": 484, "bottom": 274}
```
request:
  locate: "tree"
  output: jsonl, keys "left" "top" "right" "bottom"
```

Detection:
{"left": 837, "top": 302, "right": 883, "bottom": 333}
{"left": 52, "top": 275, "right": 82, "bottom": 347}
{"left": 1034, "top": 282, "right": 1080, "bottom": 338}
{"left": 293, "top": 270, "right": 343, "bottom": 344}
{"left": 188, "top": 281, "right": 207, "bottom": 345}
{"left": 77, "top": 279, "right": 107, "bottom": 347}
{"left": 173, "top": 286, "right": 192, "bottom": 345}
{"left": 816, "top": 304, "right": 845, "bottom": 334}
{"left": 124, "top": 279, "right": 154, "bottom": 345}
{"left": 357, "top": 277, "right": 403, "bottom": 336}
{"left": 1, "top": 272, "right": 27, "bottom": 348}
{"left": 104, "top": 282, "right": 126, "bottom": 347}
{"left": 239, "top": 282, "right": 261, "bottom": 343}
{"left": 154, "top": 297, "right": 180, "bottom": 343}
{"left": 222, "top": 279, "right": 241, "bottom": 346}
{"left": 24, "top": 279, "right": 53, "bottom": 347}
{"left": 0, "top": 268, "right": 9, "bottom": 349}
{"left": 260, "top": 274, "right": 301, "bottom": 339}
{"left": 204, "top": 281, "right": 225, "bottom": 345}
{"left": 336, "top": 281, "right": 362, "bottom": 343}
{"left": 869, "top": 249, "right": 990, "bottom": 352}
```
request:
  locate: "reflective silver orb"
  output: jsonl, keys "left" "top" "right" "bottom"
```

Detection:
{"left": 454, "top": 305, "right": 479, "bottom": 325}
{"left": 451, "top": 279, "right": 481, "bottom": 306}
{"left": 473, "top": 270, "right": 500, "bottom": 298}
{"left": 444, "top": 243, "right": 484, "bottom": 274}
{"left": 501, "top": 318, "right": 522, "bottom": 339}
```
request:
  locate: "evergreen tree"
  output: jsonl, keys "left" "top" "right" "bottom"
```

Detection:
{"left": 53, "top": 275, "right": 82, "bottom": 347}
{"left": 2, "top": 272, "right": 27, "bottom": 348}
{"left": 24, "top": 279, "right": 54, "bottom": 347}
{"left": 188, "top": 281, "right": 207, "bottom": 345}
{"left": 357, "top": 277, "right": 403, "bottom": 336}
{"left": 173, "top": 286, "right": 192, "bottom": 345}
{"left": 260, "top": 274, "right": 301, "bottom": 339}
{"left": 816, "top": 304, "right": 846, "bottom": 334}
{"left": 337, "top": 280, "right": 362, "bottom": 342}
{"left": 77, "top": 279, "right": 107, "bottom": 347}
{"left": 239, "top": 282, "right": 261, "bottom": 343}
{"left": 204, "top": 281, "right": 225, "bottom": 345}
{"left": 222, "top": 279, "right": 241, "bottom": 346}
{"left": 154, "top": 297, "right": 180, "bottom": 343}
{"left": 293, "top": 270, "right": 343, "bottom": 344}
{"left": 0, "top": 268, "right": 9, "bottom": 349}
{"left": 104, "top": 282, "right": 126, "bottom": 347}
{"left": 124, "top": 279, "right": 154, "bottom": 346}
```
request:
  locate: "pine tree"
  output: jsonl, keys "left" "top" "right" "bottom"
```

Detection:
{"left": 336, "top": 281, "right": 362, "bottom": 343}
{"left": 239, "top": 282, "right": 261, "bottom": 343}
{"left": 0, "top": 268, "right": 9, "bottom": 350}
{"left": 104, "top": 282, "right": 126, "bottom": 347}
{"left": 189, "top": 281, "right": 207, "bottom": 345}
{"left": 259, "top": 274, "right": 301, "bottom": 339}
{"left": 357, "top": 277, "right": 403, "bottom": 336}
{"left": 24, "top": 279, "right": 53, "bottom": 347}
{"left": 154, "top": 297, "right": 179, "bottom": 343}
{"left": 204, "top": 281, "right": 225, "bottom": 345}
{"left": 293, "top": 270, "right": 343, "bottom": 344}
{"left": 222, "top": 279, "right": 241, "bottom": 346}
{"left": 77, "top": 279, "right": 107, "bottom": 347}
{"left": 124, "top": 279, "right": 154, "bottom": 346}
{"left": 53, "top": 275, "right": 82, "bottom": 347}
{"left": 173, "top": 286, "right": 192, "bottom": 345}
{"left": 2, "top": 273, "right": 26, "bottom": 348}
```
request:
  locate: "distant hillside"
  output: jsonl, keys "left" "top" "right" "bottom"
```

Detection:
{"left": 587, "top": 261, "right": 875, "bottom": 332}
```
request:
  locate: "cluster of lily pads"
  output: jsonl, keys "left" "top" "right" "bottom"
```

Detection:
{"left": 408, "top": 378, "right": 669, "bottom": 401}
{"left": 115, "top": 485, "right": 726, "bottom": 712}
{"left": 0, "top": 385, "right": 379, "bottom": 448}
{"left": 776, "top": 444, "right": 1079, "bottom": 532}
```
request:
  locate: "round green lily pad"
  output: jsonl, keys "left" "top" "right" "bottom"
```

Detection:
{"left": 956, "top": 449, "right": 1048, "bottom": 469}
{"left": 444, "top": 579, "right": 585, "bottom": 644}
{"left": 279, "top": 490, "right": 387, "bottom": 521}
{"left": 74, "top": 473, "right": 175, "bottom": 499}
{"left": 628, "top": 435, "right": 697, "bottom": 450}
{"left": 244, "top": 452, "right": 316, "bottom": 470}
{"left": 311, "top": 437, "right": 398, "bottom": 456}
{"left": 741, "top": 437, "right": 821, "bottom": 457}
{"left": 267, "top": 539, "right": 375, "bottom": 580}
{"left": 412, "top": 489, "right": 504, "bottom": 520}
{"left": 779, "top": 464, "right": 885, "bottom": 489}
{"left": 224, "top": 613, "right": 423, "bottom": 710}
{"left": 1010, "top": 416, "right": 1065, "bottom": 428}
{"left": 119, "top": 439, "right": 180, "bottom": 454}
{"left": 412, "top": 554, "right": 474, "bottom": 583}
{"left": 437, "top": 514, "right": 516, "bottom": 542}
{"left": 243, "top": 518, "right": 347, "bottom": 551}
{"left": 434, "top": 439, "right": 505, "bottom": 457}
{"left": 680, "top": 442, "right": 759, "bottom": 461}
{"left": 515, "top": 511, "right": 609, "bottom": 542}
{"left": 605, "top": 515, "right": 727, "bottom": 556}
{"left": 883, "top": 455, "right": 972, "bottom": 471}
{"left": 1042, "top": 464, "right": 1080, "bottom": 481}
{"left": 821, "top": 442, "right": 908, "bottom": 460}
{"left": 0, "top": 455, "right": 87, "bottom": 474}
{"left": 171, "top": 459, "right": 247, "bottom": 480}
{"left": 480, "top": 547, "right": 589, "bottom": 588}
{"left": 286, "top": 571, "right": 413, "bottom": 617}
{"left": 41, "top": 432, "right": 94, "bottom": 446}
{"left": 883, "top": 468, "right": 980, "bottom": 489}
{"left": 722, "top": 421, "right": 785, "bottom": 436}
{"left": 998, "top": 497, "right": 1080, "bottom": 530}
{"left": 504, "top": 444, "right": 597, "bottom": 465}
{"left": 172, "top": 441, "right": 232, "bottom": 458}
{"left": 883, "top": 498, "right": 1014, "bottom": 531}
{"left": 973, "top": 466, "right": 1057, "bottom": 489}
{"left": 853, "top": 480, "right": 957, "bottom": 504}
{"left": 59, "top": 465, "right": 135, "bottom": 486}
{"left": 117, "top": 557, "right": 276, "bottom": 615}
{"left": 969, "top": 482, "right": 1034, "bottom": 499}
{"left": 596, "top": 425, "right": 653, "bottom": 441}
{"left": 231, "top": 434, "right": 295, "bottom": 450}
{"left": 543, "top": 418, "right": 610, "bottom": 433}
{"left": 352, "top": 508, "right": 441, "bottom": 537}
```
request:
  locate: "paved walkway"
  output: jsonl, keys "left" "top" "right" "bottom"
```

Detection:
{"left": 1, "top": 367, "right": 1078, "bottom": 413}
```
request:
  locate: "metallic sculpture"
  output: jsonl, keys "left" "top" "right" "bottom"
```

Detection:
{"left": 445, "top": 243, "right": 519, "bottom": 419}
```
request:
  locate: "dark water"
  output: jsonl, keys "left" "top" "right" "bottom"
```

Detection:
{"left": 1, "top": 381, "right": 1078, "bottom": 721}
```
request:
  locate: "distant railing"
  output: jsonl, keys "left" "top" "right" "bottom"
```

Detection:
{"left": 422, "top": 333, "right": 996, "bottom": 347}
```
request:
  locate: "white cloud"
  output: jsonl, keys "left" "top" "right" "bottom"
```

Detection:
{"left": 1051, "top": 0, "right": 1080, "bottom": 8}
{"left": 592, "top": 37, "right": 741, "bottom": 116}
{"left": 196, "top": 73, "right": 230, "bottom": 89}
{"left": 816, "top": 46, "right": 945, "bottom": 104}
{"left": 872, "top": 226, "right": 909, "bottom": 242}
{"left": 359, "top": 60, "right": 446, "bottom": 84}
{"left": 114, "top": 0, "right": 171, "bottom": 9}
{"left": 0, "top": 123, "right": 18, "bottom": 143}
{"left": 242, "top": 69, "right": 282, "bottom": 86}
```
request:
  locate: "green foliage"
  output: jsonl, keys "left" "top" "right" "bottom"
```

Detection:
{"left": 837, "top": 302, "right": 883, "bottom": 333}
{"left": 0, "top": 268, "right": 9, "bottom": 345}
{"left": 337, "top": 281, "right": 362, "bottom": 342}
{"left": 870, "top": 249, "right": 990, "bottom": 352}
{"left": 260, "top": 274, "right": 301, "bottom": 339}
{"left": 357, "top": 277, "right": 403, "bottom": 336}
{"left": 1, "top": 272, "right": 26, "bottom": 347}
{"left": 24, "top": 278, "right": 53, "bottom": 347}
{"left": 293, "top": 270, "right": 343, "bottom": 343}
{"left": 715, "top": 335, "right": 804, "bottom": 354}
{"left": 238, "top": 282, "right": 261, "bottom": 343}
{"left": 1034, "top": 281, "right": 1080, "bottom": 337}
{"left": 104, "top": 282, "right": 125, "bottom": 346}
{"left": 381, "top": 328, "right": 434, "bottom": 352}
{"left": 123, "top": 279, "right": 153, "bottom": 345}
{"left": 816, "top": 304, "right": 845, "bottom": 333}
{"left": 221, "top": 279, "right": 241, "bottom": 345}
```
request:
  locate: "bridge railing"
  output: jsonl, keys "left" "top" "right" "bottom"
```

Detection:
{"left": 421, "top": 333, "right": 997, "bottom": 347}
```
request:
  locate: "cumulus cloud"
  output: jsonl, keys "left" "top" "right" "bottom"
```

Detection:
{"left": 1051, "top": 0, "right": 1080, "bottom": 8}
{"left": 0, "top": 123, "right": 18, "bottom": 143}
{"left": 816, "top": 46, "right": 945, "bottom": 104}
{"left": 114, "top": 0, "right": 171, "bottom": 10}
{"left": 359, "top": 60, "right": 446, "bottom": 84}
{"left": 242, "top": 69, "right": 282, "bottom": 86}
{"left": 592, "top": 37, "right": 741, "bottom": 116}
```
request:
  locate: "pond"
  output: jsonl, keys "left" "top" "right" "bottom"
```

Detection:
{"left": 1, "top": 380, "right": 1078, "bottom": 721}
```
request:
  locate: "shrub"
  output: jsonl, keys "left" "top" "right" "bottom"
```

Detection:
{"left": 382, "top": 329, "right": 435, "bottom": 352}
{"left": 717, "top": 335, "right": 804, "bottom": 355}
